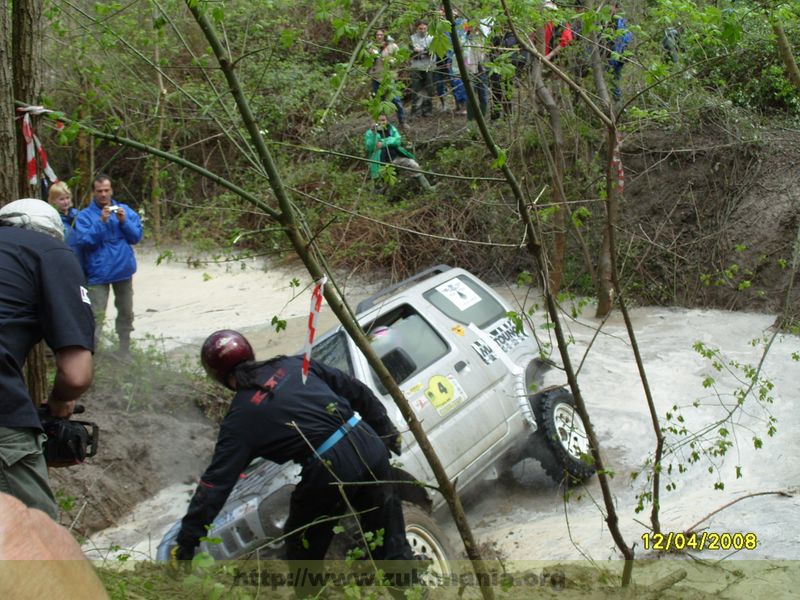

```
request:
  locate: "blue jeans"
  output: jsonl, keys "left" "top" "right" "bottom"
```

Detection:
{"left": 466, "top": 69, "right": 489, "bottom": 120}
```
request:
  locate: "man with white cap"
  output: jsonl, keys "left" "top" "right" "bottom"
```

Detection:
{"left": 0, "top": 199, "right": 94, "bottom": 519}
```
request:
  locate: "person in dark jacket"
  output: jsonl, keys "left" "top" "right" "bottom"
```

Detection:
{"left": 73, "top": 174, "right": 142, "bottom": 354}
{"left": 0, "top": 199, "right": 94, "bottom": 520}
{"left": 173, "top": 331, "right": 417, "bottom": 595}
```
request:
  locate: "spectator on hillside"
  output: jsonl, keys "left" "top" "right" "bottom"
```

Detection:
{"left": 605, "top": 1, "right": 633, "bottom": 100}
{"left": 489, "top": 28, "right": 531, "bottom": 120}
{"left": 364, "top": 113, "right": 435, "bottom": 192}
{"left": 73, "top": 174, "right": 143, "bottom": 355}
{"left": 662, "top": 26, "right": 683, "bottom": 64}
{"left": 464, "top": 20, "right": 491, "bottom": 120}
{"left": 409, "top": 20, "right": 436, "bottom": 118}
{"left": 436, "top": 6, "right": 468, "bottom": 114}
{"left": 542, "top": 1, "right": 574, "bottom": 61}
{"left": 367, "top": 29, "right": 405, "bottom": 127}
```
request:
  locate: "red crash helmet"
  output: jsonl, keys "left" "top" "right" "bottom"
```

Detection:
{"left": 200, "top": 330, "right": 255, "bottom": 389}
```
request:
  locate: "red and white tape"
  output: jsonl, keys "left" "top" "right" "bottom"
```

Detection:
{"left": 20, "top": 111, "right": 59, "bottom": 186}
{"left": 301, "top": 276, "right": 327, "bottom": 384}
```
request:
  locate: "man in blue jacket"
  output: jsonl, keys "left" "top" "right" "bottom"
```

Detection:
{"left": 74, "top": 174, "right": 143, "bottom": 355}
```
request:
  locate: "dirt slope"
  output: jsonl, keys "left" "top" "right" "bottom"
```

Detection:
{"left": 622, "top": 124, "right": 800, "bottom": 321}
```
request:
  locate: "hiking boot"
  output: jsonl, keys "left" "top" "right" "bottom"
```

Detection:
{"left": 415, "top": 174, "right": 436, "bottom": 191}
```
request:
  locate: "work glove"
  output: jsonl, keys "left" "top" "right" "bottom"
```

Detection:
{"left": 385, "top": 433, "right": 403, "bottom": 457}
{"left": 169, "top": 544, "right": 195, "bottom": 575}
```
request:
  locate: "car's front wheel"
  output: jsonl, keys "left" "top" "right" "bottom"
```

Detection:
{"left": 529, "top": 387, "right": 596, "bottom": 484}
{"left": 403, "top": 502, "right": 458, "bottom": 585}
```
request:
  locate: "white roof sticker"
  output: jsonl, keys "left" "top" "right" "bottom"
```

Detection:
{"left": 435, "top": 278, "right": 481, "bottom": 311}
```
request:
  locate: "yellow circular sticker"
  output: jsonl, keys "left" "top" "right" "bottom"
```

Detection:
{"left": 425, "top": 375, "right": 454, "bottom": 409}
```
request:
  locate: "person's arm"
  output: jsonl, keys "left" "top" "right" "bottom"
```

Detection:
{"left": 364, "top": 128, "right": 377, "bottom": 154}
{"left": 118, "top": 205, "right": 143, "bottom": 245}
{"left": 48, "top": 347, "right": 93, "bottom": 418}
{"left": 38, "top": 247, "right": 95, "bottom": 418}
{"left": 383, "top": 126, "right": 402, "bottom": 148}
{"left": 175, "top": 421, "right": 253, "bottom": 554}
{"left": 72, "top": 211, "right": 106, "bottom": 250}
{"left": 0, "top": 492, "right": 108, "bottom": 598}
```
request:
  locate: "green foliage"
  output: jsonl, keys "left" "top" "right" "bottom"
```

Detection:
{"left": 653, "top": 0, "right": 800, "bottom": 114}
{"left": 55, "top": 489, "right": 77, "bottom": 513}
{"left": 89, "top": 334, "right": 209, "bottom": 415}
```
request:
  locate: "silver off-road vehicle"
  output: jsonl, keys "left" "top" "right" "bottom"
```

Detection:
{"left": 157, "top": 265, "right": 594, "bottom": 569}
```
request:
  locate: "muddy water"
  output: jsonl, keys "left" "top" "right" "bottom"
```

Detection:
{"left": 87, "top": 246, "right": 800, "bottom": 562}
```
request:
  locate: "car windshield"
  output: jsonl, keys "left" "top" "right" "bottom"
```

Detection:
{"left": 423, "top": 275, "right": 506, "bottom": 329}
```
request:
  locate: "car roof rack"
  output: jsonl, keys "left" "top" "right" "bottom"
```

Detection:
{"left": 356, "top": 264, "right": 453, "bottom": 314}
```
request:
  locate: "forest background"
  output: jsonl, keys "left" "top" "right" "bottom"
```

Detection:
{"left": 3, "top": 0, "right": 799, "bottom": 322}
{"left": 0, "top": 0, "right": 799, "bottom": 598}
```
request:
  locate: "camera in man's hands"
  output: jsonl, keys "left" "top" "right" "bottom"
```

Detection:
{"left": 108, "top": 206, "right": 122, "bottom": 214}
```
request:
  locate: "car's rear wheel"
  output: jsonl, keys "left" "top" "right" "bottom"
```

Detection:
{"left": 530, "top": 387, "right": 596, "bottom": 484}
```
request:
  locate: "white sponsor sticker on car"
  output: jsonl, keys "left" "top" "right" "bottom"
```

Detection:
{"left": 435, "top": 279, "right": 481, "bottom": 311}
{"left": 489, "top": 318, "right": 527, "bottom": 353}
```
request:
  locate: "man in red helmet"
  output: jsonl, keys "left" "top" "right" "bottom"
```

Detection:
{"left": 172, "top": 330, "right": 416, "bottom": 595}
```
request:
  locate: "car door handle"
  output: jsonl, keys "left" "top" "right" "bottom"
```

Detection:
{"left": 454, "top": 361, "right": 467, "bottom": 372}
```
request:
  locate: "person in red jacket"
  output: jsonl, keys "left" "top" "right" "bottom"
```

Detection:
{"left": 542, "top": 1, "right": 574, "bottom": 61}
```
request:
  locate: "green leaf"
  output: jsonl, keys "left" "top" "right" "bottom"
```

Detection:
{"left": 271, "top": 314, "right": 287, "bottom": 333}
{"left": 191, "top": 551, "right": 215, "bottom": 571}
{"left": 211, "top": 5, "right": 225, "bottom": 23}
{"left": 491, "top": 148, "right": 507, "bottom": 169}
{"left": 57, "top": 122, "right": 80, "bottom": 145}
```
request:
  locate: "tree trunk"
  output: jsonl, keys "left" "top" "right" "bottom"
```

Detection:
{"left": 0, "top": 2, "right": 17, "bottom": 202}
{"left": 13, "top": 0, "right": 47, "bottom": 406}
{"left": 591, "top": 40, "right": 616, "bottom": 317}
{"left": 12, "top": 0, "right": 43, "bottom": 198}
{"left": 772, "top": 19, "right": 800, "bottom": 92}
{"left": 149, "top": 1, "right": 165, "bottom": 240}
{"left": 533, "top": 72, "right": 568, "bottom": 294}
{"left": 76, "top": 86, "right": 94, "bottom": 207}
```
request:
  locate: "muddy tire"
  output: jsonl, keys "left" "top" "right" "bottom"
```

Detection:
{"left": 530, "top": 388, "right": 595, "bottom": 484}
{"left": 403, "top": 502, "right": 458, "bottom": 585}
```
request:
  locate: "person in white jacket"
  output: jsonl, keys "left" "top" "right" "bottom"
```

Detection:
{"left": 409, "top": 20, "right": 435, "bottom": 117}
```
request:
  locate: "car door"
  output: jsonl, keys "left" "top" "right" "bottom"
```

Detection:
{"left": 357, "top": 300, "right": 510, "bottom": 479}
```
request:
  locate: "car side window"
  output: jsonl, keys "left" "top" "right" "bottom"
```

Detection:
{"left": 313, "top": 331, "right": 354, "bottom": 376}
{"left": 423, "top": 275, "right": 506, "bottom": 328}
{"left": 366, "top": 306, "right": 449, "bottom": 393}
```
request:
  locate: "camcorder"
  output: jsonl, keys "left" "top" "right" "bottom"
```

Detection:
{"left": 38, "top": 405, "right": 99, "bottom": 468}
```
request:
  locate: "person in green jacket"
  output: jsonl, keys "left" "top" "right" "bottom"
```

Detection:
{"left": 363, "top": 114, "right": 434, "bottom": 191}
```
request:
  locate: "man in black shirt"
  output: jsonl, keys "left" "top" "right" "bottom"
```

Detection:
{"left": 173, "top": 330, "right": 416, "bottom": 593}
{"left": 0, "top": 199, "right": 95, "bottom": 519}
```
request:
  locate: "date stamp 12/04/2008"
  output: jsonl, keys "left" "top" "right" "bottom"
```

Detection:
{"left": 642, "top": 531, "right": 758, "bottom": 552}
